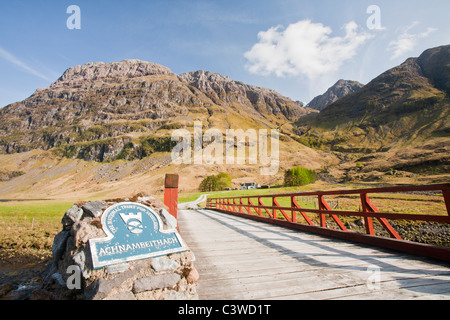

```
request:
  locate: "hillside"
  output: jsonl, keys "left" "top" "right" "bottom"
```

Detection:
{"left": 296, "top": 45, "right": 450, "bottom": 182}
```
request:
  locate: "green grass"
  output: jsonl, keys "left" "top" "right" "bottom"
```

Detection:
{"left": 0, "top": 200, "right": 73, "bottom": 222}
{"left": 0, "top": 200, "right": 74, "bottom": 267}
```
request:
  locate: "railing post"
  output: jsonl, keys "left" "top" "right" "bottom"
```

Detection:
{"left": 164, "top": 174, "right": 179, "bottom": 229}
{"left": 442, "top": 184, "right": 450, "bottom": 216}
{"left": 360, "top": 193, "right": 375, "bottom": 235}
{"left": 318, "top": 195, "right": 347, "bottom": 231}
{"left": 318, "top": 195, "right": 327, "bottom": 228}
{"left": 360, "top": 192, "right": 401, "bottom": 240}
{"left": 273, "top": 196, "right": 277, "bottom": 220}
{"left": 249, "top": 198, "right": 257, "bottom": 216}
{"left": 291, "top": 196, "right": 297, "bottom": 223}
{"left": 292, "top": 197, "right": 314, "bottom": 226}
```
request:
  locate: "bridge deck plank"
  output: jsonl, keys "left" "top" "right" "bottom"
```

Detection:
{"left": 178, "top": 209, "right": 450, "bottom": 300}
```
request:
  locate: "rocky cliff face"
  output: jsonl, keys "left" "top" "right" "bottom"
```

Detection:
{"left": 51, "top": 60, "right": 176, "bottom": 88}
{"left": 0, "top": 60, "right": 310, "bottom": 160}
{"left": 306, "top": 79, "right": 364, "bottom": 111}
{"left": 180, "top": 70, "right": 307, "bottom": 119}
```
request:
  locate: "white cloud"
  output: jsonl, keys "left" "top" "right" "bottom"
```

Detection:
{"left": 0, "top": 46, "right": 51, "bottom": 81}
{"left": 387, "top": 22, "right": 437, "bottom": 60}
{"left": 244, "top": 20, "right": 373, "bottom": 79}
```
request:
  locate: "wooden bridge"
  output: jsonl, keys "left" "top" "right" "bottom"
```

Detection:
{"left": 173, "top": 184, "right": 450, "bottom": 300}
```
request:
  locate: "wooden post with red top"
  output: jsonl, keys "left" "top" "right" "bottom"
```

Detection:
{"left": 164, "top": 174, "right": 179, "bottom": 229}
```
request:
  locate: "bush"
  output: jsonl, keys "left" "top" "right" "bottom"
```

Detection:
{"left": 284, "top": 167, "right": 317, "bottom": 187}
{"left": 215, "top": 173, "right": 232, "bottom": 190}
{"left": 199, "top": 173, "right": 232, "bottom": 192}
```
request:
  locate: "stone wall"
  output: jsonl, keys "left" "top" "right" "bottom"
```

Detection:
{"left": 32, "top": 195, "right": 199, "bottom": 300}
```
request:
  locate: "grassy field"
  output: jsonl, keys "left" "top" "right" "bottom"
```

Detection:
{"left": 0, "top": 201, "right": 74, "bottom": 271}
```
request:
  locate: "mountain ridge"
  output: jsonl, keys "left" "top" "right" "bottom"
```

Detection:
{"left": 306, "top": 79, "right": 364, "bottom": 111}
{"left": 0, "top": 59, "right": 311, "bottom": 161}
{"left": 295, "top": 44, "right": 449, "bottom": 182}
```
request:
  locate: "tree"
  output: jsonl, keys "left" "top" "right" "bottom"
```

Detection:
{"left": 199, "top": 175, "right": 217, "bottom": 192}
{"left": 199, "top": 173, "right": 232, "bottom": 192}
{"left": 284, "top": 167, "right": 317, "bottom": 187}
{"left": 215, "top": 173, "right": 232, "bottom": 190}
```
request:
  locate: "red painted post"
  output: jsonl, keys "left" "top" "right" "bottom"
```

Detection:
{"left": 291, "top": 196, "right": 297, "bottom": 223}
{"left": 318, "top": 195, "right": 327, "bottom": 228}
{"left": 361, "top": 193, "right": 375, "bottom": 235}
{"left": 248, "top": 198, "right": 257, "bottom": 215}
{"left": 164, "top": 174, "right": 179, "bottom": 228}
{"left": 272, "top": 196, "right": 277, "bottom": 220}
{"left": 361, "top": 192, "right": 401, "bottom": 240}
{"left": 292, "top": 197, "right": 314, "bottom": 226}
{"left": 442, "top": 184, "right": 450, "bottom": 216}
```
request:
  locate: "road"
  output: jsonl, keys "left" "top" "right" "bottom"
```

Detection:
{"left": 178, "top": 194, "right": 209, "bottom": 210}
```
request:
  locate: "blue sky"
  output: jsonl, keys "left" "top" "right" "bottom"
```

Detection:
{"left": 0, "top": 0, "right": 449, "bottom": 108}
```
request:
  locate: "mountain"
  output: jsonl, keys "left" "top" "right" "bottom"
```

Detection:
{"left": 296, "top": 45, "right": 450, "bottom": 181}
{"left": 0, "top": 59, "right": 331, "bottom": 199}
{"left": 306, "top": 79, "right": 364, "bottom": 111}
{"left": 0, "top": 60, "right": 310, "bottom": 161}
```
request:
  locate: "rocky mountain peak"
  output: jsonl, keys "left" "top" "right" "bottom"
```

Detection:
{"left": 51, "top": 59, "right": 175, "bottom": 88}
{"left": 307, "top": 79, "right": 364, "bottom": 111}
{"left": 179, "top": 70, "right": 307, "bottom": 119}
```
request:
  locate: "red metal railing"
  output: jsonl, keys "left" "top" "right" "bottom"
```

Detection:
{"left": 206, "top": 184, "right": 450, "bottom": 262}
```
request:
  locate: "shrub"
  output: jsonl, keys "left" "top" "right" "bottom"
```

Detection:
{"left": 199, "top": 173, "right": 232, "bottom": 192}
{"left": 215, "top": 173, "right": 232, "bottom": 190}
{"left": 284, "top": 167, "right": 317, "bottom": 186}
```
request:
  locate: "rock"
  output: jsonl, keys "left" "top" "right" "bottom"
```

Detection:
{"left": 51, "top": 273, "right": 66, "bottom": 287}
{"left": 355, "top": 218, "right": 365, "bottom": 227}
{"left": 52, "top": 231, "right": 70, "bottom": 261}
{"left": 105, "top": 263, "right": 131, "bottom": 274}
{"left": 133, "top": 274, "right": 181, "bottom": 293}
{"left": 73, "top": 250, "right": 90, "bottom": 279}
{"left": 104, "top": 292, "right": 137, "bottom": 300}
{"left": 159, "top": 209, "right": 178, "bottom": 230}
{"left": 71, "top": 219, "right": 105, "bottom": 247}
{"left": 186, "top": 267, "right": 200, "bottom": 284}
{"left": 151, "top": 256, "right": 180, "bottom": 272}
{"left": 62, "top": 205, "right": 83, "bottom": 230}
{"left": 85, "top": 278, "right": 112, "bottom": 300}
{"left": 165, "top": 290, "right": 193, "bottom": 300}
{"left": 82, "top": 201, "right": 106, "bottom": 218}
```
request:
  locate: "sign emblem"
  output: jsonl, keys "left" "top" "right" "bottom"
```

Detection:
{"left": 120, "top": 212, "right": 144, "bottom": 234}
{"left": 89, "top": 202, "right": 187, "bottom": 269}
